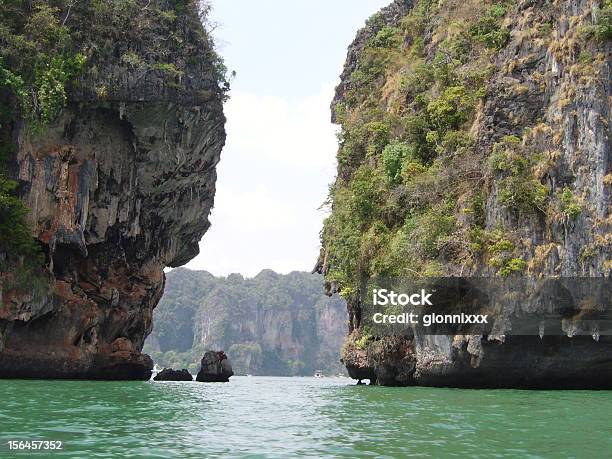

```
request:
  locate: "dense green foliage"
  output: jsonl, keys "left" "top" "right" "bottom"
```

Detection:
{"left": 0, "top": 0, "right": 231, "bottom": 122}
{"left": 489, "top": 136, "right": 548, "bottom": 214}
{"left": 583, "top": 0, "right": 612, "bottom": 40}
{"left": 144, "top": 269, "right": 347, "bottom": 376}
{"left": 468, "top": 4, "right": 511, "bottom": 50}
{"left": 0, "top": 177, "right": 39, "bottom": 259}
{"left": 0, "top": 1, "right": 87, "bottom": 125}
{"left": 321, "top": 0, "right": 607, "bottom": 289}
{"left": 322, "top": 0, "right": 513, "bottom": 288}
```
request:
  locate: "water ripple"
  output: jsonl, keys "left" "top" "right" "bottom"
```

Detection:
{"left": 1, "top": 378, "right": 612, "bottom": 458}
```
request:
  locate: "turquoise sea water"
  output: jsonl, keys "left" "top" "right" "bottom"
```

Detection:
{"left": 1, "top": 376, "right": 612, "bottom": 458}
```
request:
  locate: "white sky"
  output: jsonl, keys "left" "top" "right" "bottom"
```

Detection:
{"left": 183, "top": 1, "right": 390, "bottom": 277}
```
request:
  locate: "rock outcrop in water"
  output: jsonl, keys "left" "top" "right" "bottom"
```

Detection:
{"left": 0, "top": 1, "right": 226, "bottom": 379}
{"left": 318, "top": 0, "right": 611, "bottom": 387}
{"left": 196, "top": 350, "right": 233, "bottom": 382}
{"left": 154, "top": 368, "right": 193, "bottom": 382}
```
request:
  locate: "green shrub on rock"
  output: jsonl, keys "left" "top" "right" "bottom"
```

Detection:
{"left": 382, "top": 141, "right": 413, "bottom": 184}
{"left": 0, "top": 176, "right": 40, "bottom": 261}
{"left": 558, "top": 187, "right": 582, "bottom": 220}
{"left": 582, "top": 0, "right": 612, "bottom": 40}
{"left": 0, "top": 2, "right": 85, "bottom": 125}
{"left": 469, "top": 4, "right": 511, "bottom": 50}
{"left": 499, "top": 257, "right": 528, "bottom": 276}
{"left": 427, "top": 86, "right": 478, "bottom": 131}
{"left": 489, "top": 137, "right": 549, "bottom": 214}
{"left": 369, "top": 26, "right": 401, "bottom": 48}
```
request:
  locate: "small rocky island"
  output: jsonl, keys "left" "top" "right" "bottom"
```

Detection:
{"left": 196, "top": 351, "right": 234, "bottom": 382}
{"left": 153, "top": 368, "right": 193, "bottom": 382}
{"left": 151, "top": 351, "right": 233, "bottom": 382}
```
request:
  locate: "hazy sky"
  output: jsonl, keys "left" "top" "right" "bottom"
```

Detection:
{"left": 183, "top": 1, "right": 390, "bottom": 277}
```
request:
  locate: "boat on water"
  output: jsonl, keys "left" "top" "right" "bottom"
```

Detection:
{"left": 314, "top": 370, "right": 323, "bottom": 378}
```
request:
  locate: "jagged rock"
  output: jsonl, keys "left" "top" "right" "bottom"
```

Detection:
{"left": 196, "top": 351, "right": 234, "bottom": 382}
{"left": 154, "top": 368, "right": 193, "bottom": 382}
{"left": 0, "top": 2, "right": 226, "bottom": 380}
{"left": 342, "top": 332, "right": 415, "bottom": 386}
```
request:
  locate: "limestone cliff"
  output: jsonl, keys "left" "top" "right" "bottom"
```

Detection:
{"left": 145, "top": 269, "right": 347, "bottom": 376}
{"left": 0, "top": 1, "right": 226, "bottom": 379}
{"left": 318, "top": 0, "right": 611, "bottom": 387}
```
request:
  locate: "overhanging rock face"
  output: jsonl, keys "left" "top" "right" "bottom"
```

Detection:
{"left": 0, "top": 1, "right": 226, "bottom": 380}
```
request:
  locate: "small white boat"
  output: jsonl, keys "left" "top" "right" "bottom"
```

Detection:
{"left": 314, "top": 370, "right": 323, "bottom": 378}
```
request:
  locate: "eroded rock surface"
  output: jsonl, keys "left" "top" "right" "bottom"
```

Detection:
{"left": 154, "top": 368, "right": 193, "bottom": 382}
{"left": 320, "top": 0, "right": 611, "bottom": 387}
{"left": 0, "top": 2, "right": 226, "bottom": 380}
{"left": 196, "top": 351, "right": 233, "bottom": 382}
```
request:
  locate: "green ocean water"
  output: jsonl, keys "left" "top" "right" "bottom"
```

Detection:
{"left": 1, "top": 376, "right": 611, "bottom": 458}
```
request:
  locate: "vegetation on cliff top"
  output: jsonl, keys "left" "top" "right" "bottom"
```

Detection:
{"left": 0, "top": 0, "right": 230, "bottom": 279}
{"left": 322, "top": 0, "right": 509, "bottom": 292}
{"left": 0, "top": 0, "right": 230, "bottom": 123}
{"left": 321, "top": 0, "right": 610, "bottom": 301}
{"left": 0, "top": 2, "right": 85, "bottom": 125}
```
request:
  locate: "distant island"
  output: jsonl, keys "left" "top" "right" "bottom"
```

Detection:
{"left": 144, "top": 269, "right": 348, "bottom": 376}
